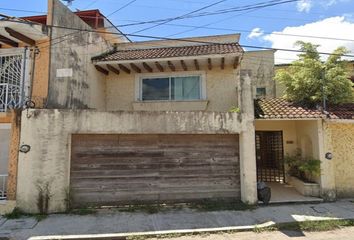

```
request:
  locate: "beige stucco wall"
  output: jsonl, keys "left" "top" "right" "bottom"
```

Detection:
{"left": 324, "top": 121, "right": 354, "bottom": 198}
{"left": 106, "top": 66, "right": 239, "bottom": 112}
{"left": 241, "top": 50, "right": 275, "bottom": 98}
{"left": 17, "top": 109, "right": 251, "bottom": 213}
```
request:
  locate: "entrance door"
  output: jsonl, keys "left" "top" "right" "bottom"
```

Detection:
{"left": 255, "top": 131, "right": 284, "bottom": 183}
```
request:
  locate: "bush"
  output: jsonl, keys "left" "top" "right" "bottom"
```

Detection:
{"left": 285, "top": 150, "right": 321, "bottom": 183}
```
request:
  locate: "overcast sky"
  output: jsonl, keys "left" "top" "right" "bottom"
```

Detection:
{"left": 1, "top": 0, "right": 354, "bottom": 63}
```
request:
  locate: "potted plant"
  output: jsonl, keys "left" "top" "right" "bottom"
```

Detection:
{"left": 285, "top": 150, "right": 321, "bottom": 197}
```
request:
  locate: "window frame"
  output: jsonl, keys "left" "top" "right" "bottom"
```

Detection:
{"left": 136, "top": 71, "right": 206, "bottom": 101}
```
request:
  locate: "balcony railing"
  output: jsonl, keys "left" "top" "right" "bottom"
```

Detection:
{"left": 0, "top": 83, "right": 22, "bottom": 112}
{"left": 0, "top": 174, "right": 7, "bottom": 200}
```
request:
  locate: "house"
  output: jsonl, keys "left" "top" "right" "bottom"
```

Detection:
{"left": 0, "top": 0, "right": 129, "bottom": 213}
{"left": 1, "top": 0, "right": 353, "bottom": 214}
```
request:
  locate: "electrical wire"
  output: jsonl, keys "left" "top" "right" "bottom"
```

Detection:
{"left": 3, "top": 18, "right": 354, "bottom": 58}
{"left": 130, "top": 0, "right": 229, "bottom": 34}
{"left": 107, "top": 0, "right": 138, "bottom": 17}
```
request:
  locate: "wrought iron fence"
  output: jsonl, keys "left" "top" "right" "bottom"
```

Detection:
{"left": 0, "top": 174, "right": 7, "bottom": 200}
{"left": 0, "top": 83, "right": 22, "bottom": 112}
{"left": 0, "top": 51, "right": 25, "bottom": 112}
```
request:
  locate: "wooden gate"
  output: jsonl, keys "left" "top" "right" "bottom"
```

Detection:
{"left": 70, "top": 134, "right": 240, "bottom": 207}
{"left": 255, "top": 131, "right": 285, "bottom": 183}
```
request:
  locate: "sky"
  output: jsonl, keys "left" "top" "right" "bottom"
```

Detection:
{"left": 1, "top": 0, "right": 354, "bottom": 63}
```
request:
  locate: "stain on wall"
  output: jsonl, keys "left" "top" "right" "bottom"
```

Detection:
{"left": 241, "top": 50, "right": 275, "bottom": 98}
{"left": 46, "top": 0, "right": 112, "bottom": 110}
{"left": 325, "top": 122, "right": 354, "bottom": 197}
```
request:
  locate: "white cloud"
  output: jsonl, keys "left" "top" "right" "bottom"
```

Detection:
{"left": 297, "top": 0, "right": 312, "bottom": 12}
{"left": 263, "top": 16, "right": 354, "bottom": 64}
{"left": 248, "top": 27, "right": 264, "bottom": 39}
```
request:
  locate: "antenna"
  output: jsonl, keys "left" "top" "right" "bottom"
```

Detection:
{"left": 62, "top": 0, "right": 75, "bottom": 6}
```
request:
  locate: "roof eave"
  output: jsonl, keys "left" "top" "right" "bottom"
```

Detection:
{"left": 93, "top": 52, "right": 243, "bottom": 65}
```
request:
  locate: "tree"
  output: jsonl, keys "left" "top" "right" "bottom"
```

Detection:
{"left": 275, "top": 41, "right": 354, "bottom": 106}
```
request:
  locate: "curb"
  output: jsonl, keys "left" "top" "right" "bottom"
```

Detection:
{"left": 28, "top": 221, "right": 276, "bottom": 240}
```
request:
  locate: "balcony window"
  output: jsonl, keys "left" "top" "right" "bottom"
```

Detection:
{"left": 141, "top": 75, "right": 201, "bottom": 101}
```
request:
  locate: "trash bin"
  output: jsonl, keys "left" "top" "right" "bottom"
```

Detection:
{"left": 257, "top": 182, "right": 271, "bottom": 204}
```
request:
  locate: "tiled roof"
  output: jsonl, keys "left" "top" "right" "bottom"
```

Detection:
{"left": 255, "top": 98, "right": 354, "bottom": 120}
{"left": 92, "top": 43, "right": 242, "bottom": 62}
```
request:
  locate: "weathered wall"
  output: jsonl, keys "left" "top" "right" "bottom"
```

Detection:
{"left": 106, "top": 66, "right": 239, "bottom": 112}
{"left": 6, "top": 110, "right": 21, "bottom": 200}
{"left": 324, "top": 121, "right": 354, "bottom": 198}
{"left": 241, "top": 50, "right": 275, "bottom": 98}
{"left": 295, "top": 120, "right": 321, "bottom": 159}
{"left": 17, "top": 109, "right": 246, "bottom": 213}
{"left": 31, "top": 38, "right": 50, "bottom": 108}
{"left": 46, "top": 0, "right": 111, "bottom": 110}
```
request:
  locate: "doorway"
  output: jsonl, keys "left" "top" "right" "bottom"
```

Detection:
{"left": 255, "top": 131, "right": 285, "bottom": 183}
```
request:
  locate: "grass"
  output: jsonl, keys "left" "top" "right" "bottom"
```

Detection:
{"left": 128, "top": 219, "right": 354, "bottom": 239}
{"left": 4, "top": 207, "right": 48, "bottom": 222}
{"left": 68, "top": 208, "right": 97, "bottom": 215}
{"left": 254, "top": 219, "right": 354, "bottom": 233}
{"left": 117, "top": 200, "right": 256, "bottom": 214}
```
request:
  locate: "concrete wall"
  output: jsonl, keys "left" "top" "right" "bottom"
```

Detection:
{"left": 324, "top": 121, "right": 354, "bottom": 198}
{"left": 46, "top": 0, "right": 111, "bottom": 110}
{"left": 241, "top": 50, "right": 275, "bottom": 98}
{"left": 17, "top": 109, "right": 247, "bottom": 213}
{"left": 106, "top": 66, "right": 238, "bottom": 112}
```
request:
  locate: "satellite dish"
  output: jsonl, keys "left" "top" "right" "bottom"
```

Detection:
{"left": 62, "top": 0, "right": 75, "bottom": 6}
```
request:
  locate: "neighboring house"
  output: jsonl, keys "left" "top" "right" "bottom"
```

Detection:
{"left": 0, "top": 0, "right": 128, "bottom": 213}
{"left": 254, "top": 98, "right": 354, "bottom": 200}
{"left": 1, "top": 0, "right": 353, "bottom": 215}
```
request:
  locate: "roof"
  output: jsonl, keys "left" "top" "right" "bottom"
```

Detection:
{"left": 92, "top": 42, "right": 243, "bottom": 62}
{"left": 22, "top": 10, "right": 107, "bottom": 29}
{"left": 255, "top": 98, "right": 354, "bottom": 120}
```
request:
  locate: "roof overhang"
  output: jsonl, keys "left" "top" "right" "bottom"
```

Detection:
{"left": 93, "top": 52, "right": 243, "bottom": 75}
{"left": 0, "top": 19, "right": 48, "bottom": 47}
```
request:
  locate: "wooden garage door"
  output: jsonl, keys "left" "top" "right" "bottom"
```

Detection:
{"left": 70, "top": 134, "right": 240, "bottom": 207}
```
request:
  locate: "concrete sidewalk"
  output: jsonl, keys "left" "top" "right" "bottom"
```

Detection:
{"left": 1, "top": 200, "right": 354, "bottom": 240}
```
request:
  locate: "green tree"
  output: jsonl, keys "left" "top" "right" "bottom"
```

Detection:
{"left": 275, "top": 41, "right": 353, "bottom": 106}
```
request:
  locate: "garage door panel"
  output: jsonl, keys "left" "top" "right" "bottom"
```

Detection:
{"left": 70, "top": 134, "right": 240, "bottom": 207}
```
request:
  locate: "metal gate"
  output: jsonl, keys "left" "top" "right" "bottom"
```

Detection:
{"left": 255, "top": 131, "right": 285, "bottom": 183}
{"left": 0, "top": 49, "right": 27, "bottom": 112}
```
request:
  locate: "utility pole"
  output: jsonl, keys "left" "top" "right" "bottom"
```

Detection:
{"left": 321, "top": 67, "right": 327, "bottom": 113}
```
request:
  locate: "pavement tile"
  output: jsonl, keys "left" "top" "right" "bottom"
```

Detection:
{"left": 0, "top": 218, "right": 37, "bottom": 231}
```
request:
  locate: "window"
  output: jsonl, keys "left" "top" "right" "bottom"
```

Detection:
{"left": 256, "top": 87, "right": 266, "bottom": 98}
{"left": 141, "top": 75, "right": 201, "bottom": 101}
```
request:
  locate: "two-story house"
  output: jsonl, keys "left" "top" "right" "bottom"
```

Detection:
{"left": 3, "top": 0, "right": 353, "bottom": 214}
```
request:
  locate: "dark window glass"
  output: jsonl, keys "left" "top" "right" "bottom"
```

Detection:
{"left": 142, "top": 78, "right": 170, "bottom": 100}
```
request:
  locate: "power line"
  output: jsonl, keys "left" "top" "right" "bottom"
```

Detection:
{"left": 107, "top": 0, "right": 138, "bottom": 17}
{"left": 2, "top": 4, "right": 354, "bottom": 43}
{"left": 131, "top": 0, "right": 229, "bottom": 34}
{"left": 3, "top": 18, "right": 354, "bottom": 58}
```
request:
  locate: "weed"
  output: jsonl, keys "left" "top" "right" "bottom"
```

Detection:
{"left": 69, "top": 208, "right": 97, "bottom": 215}
{"left": 3, "top": 207, "right": 47, "bottom": 222}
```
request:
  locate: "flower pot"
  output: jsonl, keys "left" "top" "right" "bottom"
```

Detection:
{"left": 288, "top": 176, "right": 320, "bottom": 197}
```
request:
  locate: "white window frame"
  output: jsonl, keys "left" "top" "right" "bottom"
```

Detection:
{"left": 135, "top": 71, "right": 207, "bottom": 101}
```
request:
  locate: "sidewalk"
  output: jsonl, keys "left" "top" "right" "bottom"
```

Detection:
{"left": 1, "top": 200, "right": 354, "bottom": 240}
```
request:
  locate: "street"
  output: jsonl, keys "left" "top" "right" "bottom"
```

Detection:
{"left": 152, "top": 226, "right": 354, "bottom": 240}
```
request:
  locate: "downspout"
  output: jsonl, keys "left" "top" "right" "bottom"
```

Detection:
{"left": 28, "top": 47, "right": 37, "bottom": 101}
{"left": 20, "top": 47, "right": 28, "bottom": 107}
